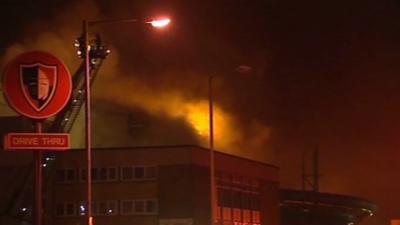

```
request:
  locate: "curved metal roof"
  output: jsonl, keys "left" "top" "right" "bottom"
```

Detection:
{"left": 280, "top": 189, "right": 377, "bottom": 225}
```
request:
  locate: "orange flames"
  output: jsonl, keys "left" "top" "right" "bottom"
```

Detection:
{"left": 93, "top": 75, "right": 239, "bottom": 151}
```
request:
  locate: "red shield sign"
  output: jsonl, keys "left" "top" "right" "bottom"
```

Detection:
{"left": 2, "top": 51, "right": 72, "bottom": 119}
{"left": 20, "top": 63, "right": 57, "bottom": 112}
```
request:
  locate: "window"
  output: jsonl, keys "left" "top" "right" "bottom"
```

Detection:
{"left": 55, "top": 202, "right": 76, "bottom": 217}
{"left": 216, "top": 173, "right": 262, "bottom": 225}
{"left": 219, "top": 188, "right": 232, "bottom": 207}
{"left": 243, "top": 210, "right": 251, "bottom": 223}
{"left": 146, "top": 200, "right": 157, "bottom": 213}
{"left": 122, "top": 167, "right": 133, "bottom": 180}
{"left": 56, "top": 200, "right": 157, "bottom": 217}
{"left": 233, "top": 192, "right": 241, "bottom": 208}
{"left": 134, "top": 200, "right": 145, "bottom": 213}
{"left": 80, "top": 167, "right": 118, "bottom": 182}
{"left": 78, "top": 202, "right": 87, "bottom": 216}
{"left": 120, "top": 166, "right": 157, "bottom": 181}
{"left": 120, "top": 199, "right": 158, "bottom": 215}
{"left": 56, "top": 204, "right": 64, "bottom": 216}
{"left": 100, "top": 168, "right": 107, "bottom": 180}
{"left": 134, "top": 167, "right": 144, "bottom": 179}
{"left": 78, "top": 201, "right": 118, "bottom": 216}
{"left": 66, "top": 169, "right": 75, "bottom": 181}
{"left": 55, "top": 169, "right": 77, "bottom": 183}
{"left": 252, "top": 211, "right": 261, "bottom": 224}
{"left": 121, "top": 201, "right": 133, "bottom": 215}
{"left": 251, "top": 196, "right": 260, "bottom": 210}
{"left": 242, "top": 193, "right": 250, "bottom": 209}
{"left": 109, "top": 167, "right": 117, "bottom": 180}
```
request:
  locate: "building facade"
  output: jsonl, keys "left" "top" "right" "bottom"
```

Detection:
{"left": 49, "top": 145, "right": 280, "bottom": 225}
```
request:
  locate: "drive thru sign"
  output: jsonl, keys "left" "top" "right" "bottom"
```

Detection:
{"left": 4, "top": 133, "right": 70, "bottom": 150}
{"left": 2, "top": 51, "right": 72, "bottom": 150}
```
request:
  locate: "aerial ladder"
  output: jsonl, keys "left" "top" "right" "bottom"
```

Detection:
{"left": 2, "top": 34, "right": 110, "bottom": 225}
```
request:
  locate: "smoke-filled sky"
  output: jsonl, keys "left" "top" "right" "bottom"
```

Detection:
{"left": 2, "top": 0, "right": 400, "bottom": 224}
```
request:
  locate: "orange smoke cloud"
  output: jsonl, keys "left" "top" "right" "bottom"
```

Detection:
{"left": 93, "top": 73, "right": 274, "bottom": 162}
{"left": 93, "top": 75, "right": 240, "bottom": 149}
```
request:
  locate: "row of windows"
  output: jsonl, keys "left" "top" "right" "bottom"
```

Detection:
{"left": 55, "top": 166, "right": 157, "bottom": 183}
{"left": 216, "top": 172, "right": 261, "bottom": 189}
{"left": 55, "top": 199, "right": 158, "bottom": 217}
{"left": 218, "top": 188, "right": 261, "bottom": 210}
{"left": 216, "top": 207, "right": 261, "bottom": 225}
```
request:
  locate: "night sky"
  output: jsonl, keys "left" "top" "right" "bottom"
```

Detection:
{"left": 2, "top": 0, "right": 400, "bottom": 225}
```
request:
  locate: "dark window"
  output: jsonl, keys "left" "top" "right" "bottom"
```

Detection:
{"left": 242, "top": 193, "right": 250, "bottom": 209}
{"left": 100, "top": 168, "right": 107, "bottom": 180}
{"left": 80, "top": 169, "right": 87, "bottom": 181}
{"left": 146, "top": 200, "right": 156, "bottom": 213}
{"left": 220, "top": 189, "right": 232, "bottom": 207}
{"left": 99, "top": 202, "right": 107, "bottom": 215}
{"left": 134, "top": 167, "right": 144, "bottom": 179}
{"left": 92, "top": 202, "right": 98, "bottom": 215}
{"left": 55, "top": 170, "right": 65, "bottom": 183}
{"left": 233, "top": 191, "right": 241, "bottom": 208}
{"left": 91, "top": 168, "right": 98, "bottom": 181}
{"left": 135, "top": 201, "right": 144, "bottom": 213}
{"left": 107, "top": 201, "right": 117, "bottom": 215}
{"left": 56, "top": 169, "right": 75, "bottom": 183}
{"left": 66, "top": 203, "right": 75, "bottom": 215}
{"left": 121, "top": 201, "right": 133, "bottom": 214}
{"left": 56, "top": 203, "right": 64, "bottom": 216}
{"left": 251, "top": 196, "right": 260, "bottom": 210}
{"left": 109, "top": 168, "right": 117, "bottom": 180}
{"left": 122, "top": 167, "right": 133, "bottom": 180}
{"left": 66, "top": 169, "right": 75, "bottom": 181}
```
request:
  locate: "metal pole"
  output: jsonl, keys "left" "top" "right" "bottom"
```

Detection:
{"left": 301, "top": 151, "right": 305, "bottom": 191}
{"left": 209, "top": 75, "right": 215, "bottom": 225}
{"left": 34, "top": 121, "right": 43, "bottom": 225}
{"left": 313, "top": 147, "right": 319, "bottom": 193}
{"left": 83, "top": 20, "right": 93, "bottom": 225}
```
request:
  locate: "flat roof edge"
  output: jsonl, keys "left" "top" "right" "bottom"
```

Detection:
{"left": 68, "top": 145, "right": 279, "bottom": 169}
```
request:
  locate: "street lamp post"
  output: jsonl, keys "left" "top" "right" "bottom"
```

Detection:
{"left": 82, "top": 19, "right": 93, "bottom": 225}
{"left": 208, "top": 66, "right": 251, "bottom": 225}
{"left": 209, "top": 75, "right": 216, "bottom": 225}
{"left": 81, "top": 17, "right": 170, "bottom": 225}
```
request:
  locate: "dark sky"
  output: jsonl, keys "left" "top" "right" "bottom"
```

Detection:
{"left": 2, "top": 1, "right": 400, "bottom": 225}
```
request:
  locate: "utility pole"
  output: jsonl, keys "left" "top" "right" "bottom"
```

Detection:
{"left": 301, "top": 146, "right": 320, "bottom": 192}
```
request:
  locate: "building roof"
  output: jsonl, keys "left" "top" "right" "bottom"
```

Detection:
{"left": 58, "top": 145, "right": 279, "bottom": 181}
{"left": 280, "top": 189, "right": 377, "bottom": 225}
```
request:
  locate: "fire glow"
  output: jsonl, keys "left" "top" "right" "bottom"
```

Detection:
{"left": 94, "top": 76, "right": 238, "bottom": 150}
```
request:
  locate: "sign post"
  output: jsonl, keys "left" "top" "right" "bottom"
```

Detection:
{"left": 34, "top": 121, "right": 43, "bottom": 225}
{"left": 2, "top": 51, "right": 72, "bottom": 225}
